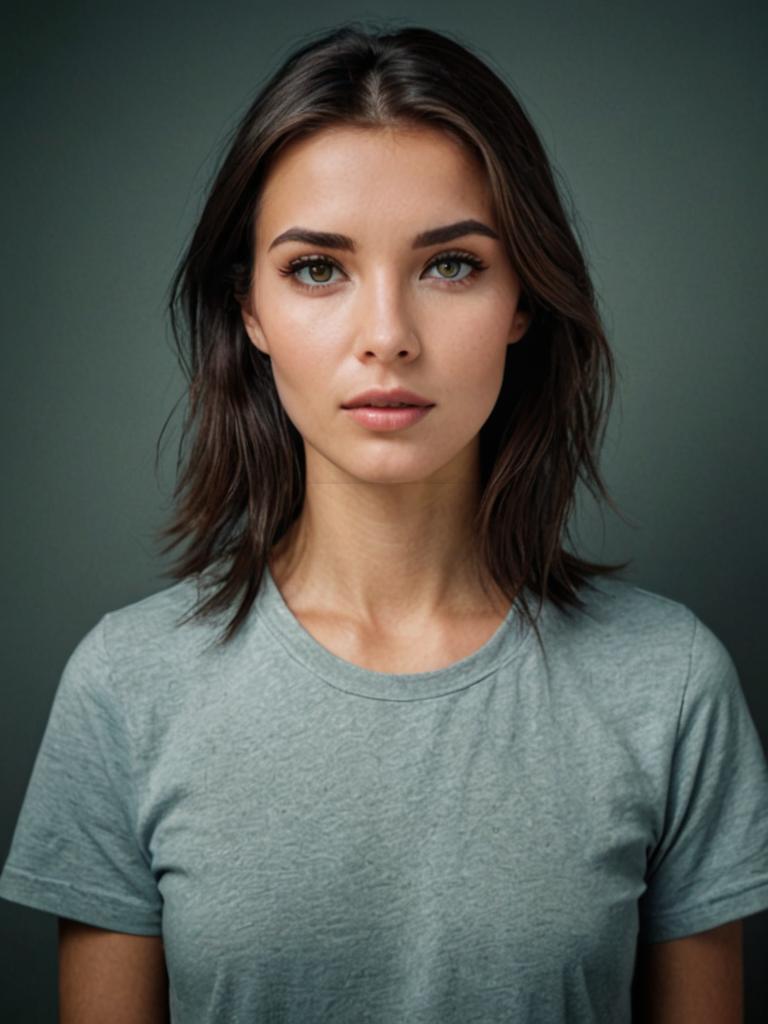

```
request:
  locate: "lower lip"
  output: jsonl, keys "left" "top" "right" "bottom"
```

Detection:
{"left": 342, "top": 405, "right": 434, "bottom": 431}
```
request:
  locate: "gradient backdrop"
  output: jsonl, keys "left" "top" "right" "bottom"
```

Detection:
{"left": 2, "top": 0, "right": 766, "bottom": 1018}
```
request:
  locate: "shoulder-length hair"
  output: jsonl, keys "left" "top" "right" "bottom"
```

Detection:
{"left": 157, "top": 21, "right": 630, "bottom": 650}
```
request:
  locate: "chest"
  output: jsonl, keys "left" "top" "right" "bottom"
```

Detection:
{"left": 140, "top": 684, "right": 652, "bottom": 1015}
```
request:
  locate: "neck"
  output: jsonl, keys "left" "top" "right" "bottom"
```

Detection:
{"left": 268, "top": 442, "right": 507, "bottom": 629}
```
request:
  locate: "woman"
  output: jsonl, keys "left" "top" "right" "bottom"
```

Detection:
{"left": 1, "top": 22, "right": 767, "bottom": 1023}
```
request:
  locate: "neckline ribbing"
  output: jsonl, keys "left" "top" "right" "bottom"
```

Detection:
{"left": 252, "top": 562, "right": 536, "bottom": 700}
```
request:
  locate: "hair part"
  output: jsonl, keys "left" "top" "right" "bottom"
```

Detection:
{"left": 156, "top": 21, "right": 631, "bottom": 656}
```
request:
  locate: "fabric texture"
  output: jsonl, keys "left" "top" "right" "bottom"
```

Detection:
{"left": 2, "top": 568, "right": 768, "bottom": 1023}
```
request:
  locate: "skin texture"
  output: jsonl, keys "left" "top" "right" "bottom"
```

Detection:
{"left": 632, "top": 920, "right": 743, "bottom": 1022}
{"left": 240, "top": 124, "right": 531, "bottom": 648}
{"left": 58, "top": 918, "right": 169, "bottom": 1023}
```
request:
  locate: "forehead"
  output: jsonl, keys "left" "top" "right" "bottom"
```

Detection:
{"left": 255, "top": 125, "right": 494, "bottom": 246}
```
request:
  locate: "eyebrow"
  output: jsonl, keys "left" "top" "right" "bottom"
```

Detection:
{"left": 267, "top": 218, "right": 500, "bottom": 253}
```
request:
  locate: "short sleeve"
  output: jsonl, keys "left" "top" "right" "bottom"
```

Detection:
{"left": 638, "top": 614, "right": 768, "bottom": 942}
{"left": 0, "top": 615, "right": 162, "bottom": 935}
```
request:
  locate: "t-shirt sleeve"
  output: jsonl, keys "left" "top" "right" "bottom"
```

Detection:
{"left": 0, "top": 615, "right": 162, "bottom": 935}
{"left": 638, "top": 614, "right": 768, "bottom": 943}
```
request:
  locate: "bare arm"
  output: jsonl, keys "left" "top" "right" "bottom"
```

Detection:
{"left": 58, "top": 917, "right": 170, "bottom": 1024}
{"left": 632, "top": 919, "right": 743, "bottom": 1023}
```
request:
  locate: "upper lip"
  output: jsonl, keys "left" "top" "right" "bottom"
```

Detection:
{"left": 341, "top": 387, "right": 435, "bottom": 408}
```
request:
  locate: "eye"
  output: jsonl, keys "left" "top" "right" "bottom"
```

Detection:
{"left": 424, "top": 250, "right": 487, "bottom": 284}
{"left": 279, "top": 255, "right": 344, "bottom": 290}
{"left": 278, "top": 249, "right": 488, "bottom": 292}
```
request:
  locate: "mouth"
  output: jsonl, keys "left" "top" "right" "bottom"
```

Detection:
{"left": 342, "top": 404, "right": 434, "bottom": 432}
{"left": 341, "top": 387, "right": 435, "bottom": 409}
{"left": 341, "top": 402, "right": 434, "bottom": 409}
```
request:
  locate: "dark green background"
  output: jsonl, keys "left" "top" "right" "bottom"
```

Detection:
{"left": 2, "top": 0, "right": 766, "bottom": 1018}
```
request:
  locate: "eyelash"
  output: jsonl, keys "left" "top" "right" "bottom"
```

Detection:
{"left": 277, "top": 249, "right": 488, "bottom": 292}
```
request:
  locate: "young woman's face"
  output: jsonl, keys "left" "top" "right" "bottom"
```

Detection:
{"left": 242, "top": 125, "right": 530, "bottom": 485}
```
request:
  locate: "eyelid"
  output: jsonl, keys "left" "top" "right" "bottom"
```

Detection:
{"left": 285, "top": 248, "right": 485, "bottom": 268}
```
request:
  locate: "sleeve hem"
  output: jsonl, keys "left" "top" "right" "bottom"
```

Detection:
{"left": 639, "top": 878, "right": 768, "bottom": 943}
{"left": 0, "top": 865, "right": 162, "bottom": 936}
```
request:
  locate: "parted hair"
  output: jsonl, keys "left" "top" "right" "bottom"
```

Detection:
{"left": 156, "top": 20, "right": 630, "bottom": 650}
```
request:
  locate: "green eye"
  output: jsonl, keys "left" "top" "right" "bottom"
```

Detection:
{"left": 289, "top": 258, "right": 340, "bottom": 287}
{"left": 279, "top": 249, "right": 487, "bottom": 291}
{"left": 429, "top": 257, "right": 470, "bottom": 280}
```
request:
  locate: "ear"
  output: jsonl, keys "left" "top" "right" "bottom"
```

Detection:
{"left": 508, "top": 308, "right": 531, "bottom": 345}
{"left": 239, "top": 297, "right": 270, "bottom": 358}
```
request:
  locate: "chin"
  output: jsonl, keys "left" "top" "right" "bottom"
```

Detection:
{"left": 348, "top": 455, "right": 460, "bottom": 486}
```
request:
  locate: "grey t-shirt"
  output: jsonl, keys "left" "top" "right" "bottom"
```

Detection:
{"left": 2, "top": 568, "right": 768, "bottom": 1022}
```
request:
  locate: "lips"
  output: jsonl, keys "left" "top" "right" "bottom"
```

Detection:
{"left": 341, "top": 386, "right": 435, "bottom": 409}
{"left": 343, "top": 404, "right": 434, "bottom": 432}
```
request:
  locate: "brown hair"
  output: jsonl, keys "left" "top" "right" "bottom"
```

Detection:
{"left": 156, "top": 20, "right": 630, "bottom": 651}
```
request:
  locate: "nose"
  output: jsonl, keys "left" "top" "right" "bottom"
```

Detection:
{"left": 353, "top": 268, "right": 420, "bottom": 362}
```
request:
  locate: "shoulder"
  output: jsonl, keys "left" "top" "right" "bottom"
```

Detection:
{"left": 547, "top": 575, "right": 698, "bottom": 669}
{"left": 571, "top": 576, "right": 734, "bottom": 682}
{"left": 100, "top": 577, "right": 209, "bottom": 662}
{"left": 539, "top": 576, "right": 736, "bottom": 722}
{"left": 62, "top": 575, "right": 247, "bottom": 718}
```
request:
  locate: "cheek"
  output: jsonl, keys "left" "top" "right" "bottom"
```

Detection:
{"left": 266, "top": 334, "right": 342, "bottom": 431}
{"left": 269, "top": 347, "right": 323, "bottom": 411}
{"left": 443, "top": 325, "right": 509, "bottom": 404}
{"left": 437, "top": 287, "right": 514, "bottom": 367}
{"left": 251, "top": 287, "right": 331, "bottom": 396}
